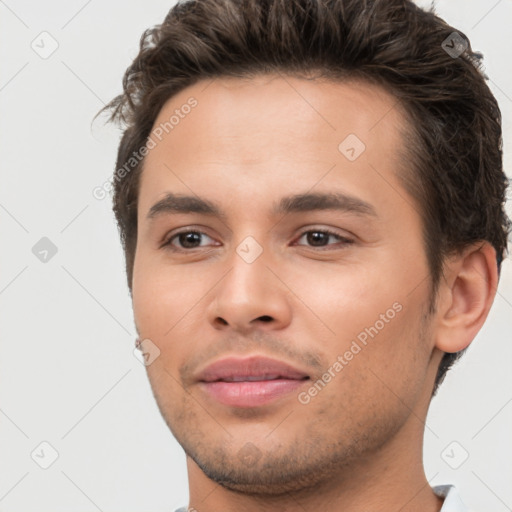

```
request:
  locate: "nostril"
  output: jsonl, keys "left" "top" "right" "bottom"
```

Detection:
{"left": 259, "top": 315, "right": 273, "bottom": 322}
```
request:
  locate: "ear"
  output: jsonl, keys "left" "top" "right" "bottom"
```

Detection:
{"left": 433, "top": 242, "right": 499, "bottom": 354}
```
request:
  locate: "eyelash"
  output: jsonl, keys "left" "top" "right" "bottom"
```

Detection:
{"left": 161, "top": 228, "right": 354, "bottom": 252}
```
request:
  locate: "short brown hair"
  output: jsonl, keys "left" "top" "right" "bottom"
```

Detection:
{"left": 102, "top": 0, "right": 511, "bottom": 395}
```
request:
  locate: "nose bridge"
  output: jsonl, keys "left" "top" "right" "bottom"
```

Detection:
{"left": 223, "top": 235, "right": 273, "bottom": 304}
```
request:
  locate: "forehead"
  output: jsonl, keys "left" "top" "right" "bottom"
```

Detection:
{"left": 150, "top": 73, "right": 406, "bottom": 151}
{"left": 138, "top": 74, "right": 411, "bottom": 220}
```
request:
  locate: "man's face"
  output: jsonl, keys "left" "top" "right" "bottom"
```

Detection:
{"left": 132, "top": 75, "right": 441, "bottom": 494}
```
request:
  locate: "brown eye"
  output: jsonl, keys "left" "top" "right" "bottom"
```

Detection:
{"left": 296, "top": 229, "right": 353, "bottom": 249}
{"left": 163, "top": 230, "right": 215, "bottom": 250}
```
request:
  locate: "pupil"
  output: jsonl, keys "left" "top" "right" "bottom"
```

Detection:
{"left": 308, "top": 231, "right": 327, "bottom": 246}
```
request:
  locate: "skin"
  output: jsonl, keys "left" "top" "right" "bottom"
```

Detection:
{"left": 131, "top": 74, "right": 498, "bottom": 511}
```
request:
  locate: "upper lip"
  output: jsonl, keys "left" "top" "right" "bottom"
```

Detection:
{"left": 196, "top": 356, "right": 310, "bottom": 383}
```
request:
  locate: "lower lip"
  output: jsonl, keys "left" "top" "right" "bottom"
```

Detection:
{"left": 200, "top": 379, "right": 307, "bottom": 407}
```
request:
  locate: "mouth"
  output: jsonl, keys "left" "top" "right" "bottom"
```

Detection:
{"left": 213, "top": 374, "right": 295, "bottom": 382}
{"left": 196, "top": 356, "right": 310, "bottom": 408}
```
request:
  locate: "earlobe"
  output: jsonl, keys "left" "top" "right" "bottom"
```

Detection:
{"left": 434, "top": 242, "right": 498, "bottom": 354}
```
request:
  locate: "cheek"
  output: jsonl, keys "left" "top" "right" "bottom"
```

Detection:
{"left": 301, "top": 307, "right": 429, "bottom": 431}
{"left": 295, "top": 260, "right": 430, "bottom": 383}
{"left": 287, "top": 261, "right": 405, "bottom": 340}
{"left": 132, "top": 254, "right": 207, "bottom": 337}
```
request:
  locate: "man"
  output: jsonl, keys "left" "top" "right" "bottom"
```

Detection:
{"left": 102, "top": 0, "right": 510, "bottom": 510}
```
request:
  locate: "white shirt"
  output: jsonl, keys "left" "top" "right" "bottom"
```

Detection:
{"left": 175, "top": 485, "right": 471, "bottom": 511}
{"left": 434, "top": 484, "right": 472, "bottom": 511}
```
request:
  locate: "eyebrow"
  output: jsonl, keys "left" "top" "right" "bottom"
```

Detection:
{"left": 146, "top": 191, "right": 378, "bottom": 221}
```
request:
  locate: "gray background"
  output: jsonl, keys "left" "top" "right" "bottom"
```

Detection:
{"left": 0, "top": 0, "right": 511, "bottom": 511}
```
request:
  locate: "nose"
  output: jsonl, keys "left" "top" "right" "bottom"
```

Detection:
{"left": 206, "top": 247, "right": 292, "bottom": 334}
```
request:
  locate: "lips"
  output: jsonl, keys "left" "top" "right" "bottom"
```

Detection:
{"left": 196, "top": 356, "right": 310, "bottom": 408}
{"left": 197, "top": 356, "right": 310, "bottom": 382}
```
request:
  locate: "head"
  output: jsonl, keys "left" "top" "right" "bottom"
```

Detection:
{"left": 102, "top": 0, "right": 510, "bottom": 497}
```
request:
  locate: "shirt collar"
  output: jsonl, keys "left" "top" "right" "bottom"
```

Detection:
{"left": 433, "top": 484, "right": 471, "bottom": 511}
